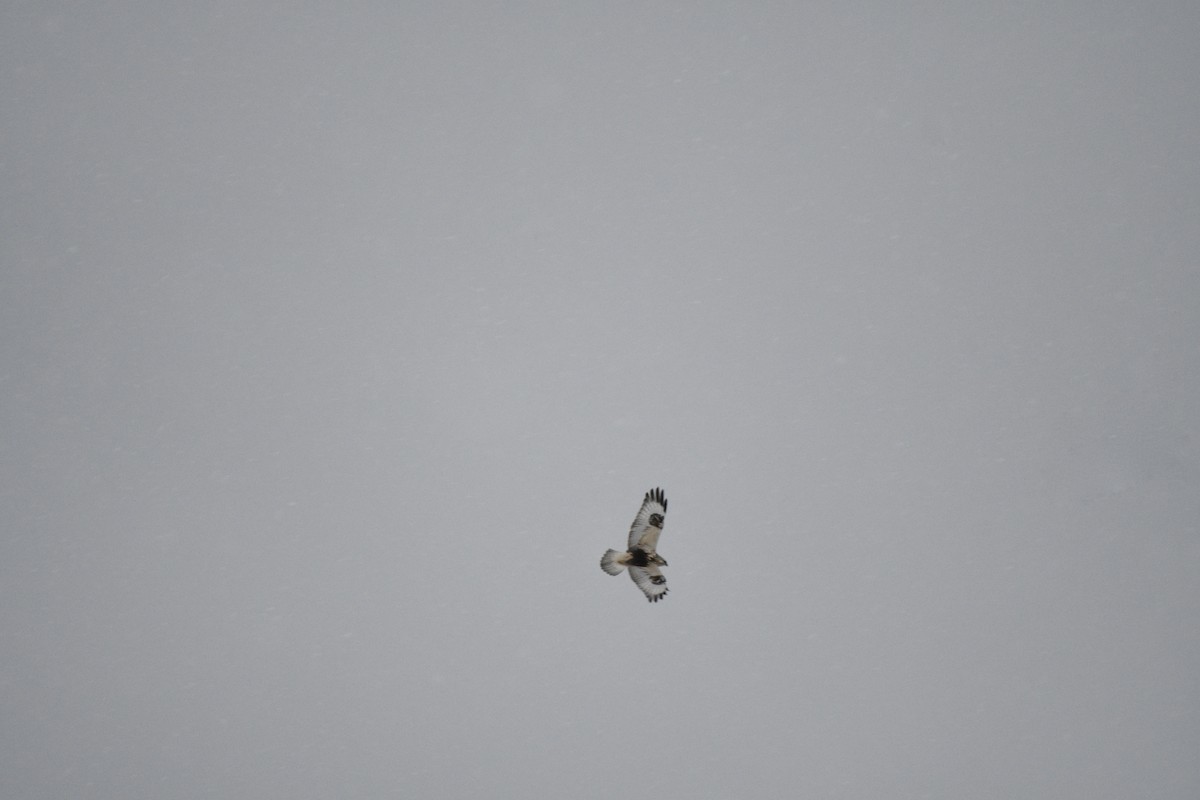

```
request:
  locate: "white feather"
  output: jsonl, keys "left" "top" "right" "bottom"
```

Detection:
{"left": 600, "top": 549, "right": 627, "bottom": 575}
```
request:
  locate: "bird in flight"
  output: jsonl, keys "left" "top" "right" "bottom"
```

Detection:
{"left": 600, "top": 488, "right": 670, "bottom": 602}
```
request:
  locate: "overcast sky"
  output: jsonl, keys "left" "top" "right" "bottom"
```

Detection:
{"left": 3, "top": 4, "right": 1199, "bottom": 798}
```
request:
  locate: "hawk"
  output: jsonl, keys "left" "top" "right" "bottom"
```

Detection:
{"left": 600, "top": 487, "right": 670, "bottom": 602}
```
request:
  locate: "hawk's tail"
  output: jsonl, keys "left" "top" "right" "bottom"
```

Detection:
{"left": 600, "top": 549, "right": 626, "bottom": 576}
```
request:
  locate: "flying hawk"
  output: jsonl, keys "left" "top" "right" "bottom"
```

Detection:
{"left": 600, "top": 487, "right": 670, "bottom": 602}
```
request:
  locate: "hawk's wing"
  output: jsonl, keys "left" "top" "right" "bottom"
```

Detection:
{"left": 627, "top": 487, "right": 667, "bottom": 551}
{"left": 629, "top": 564, "right": 668, "bottom": 603}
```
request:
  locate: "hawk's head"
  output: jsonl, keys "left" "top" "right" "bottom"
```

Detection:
{"left": 651, "top": 553, "right": 668, "bottom": 567}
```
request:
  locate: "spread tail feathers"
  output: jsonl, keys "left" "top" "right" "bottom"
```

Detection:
{"left": 600, "top": 549, "right": 626, "bottom": 575}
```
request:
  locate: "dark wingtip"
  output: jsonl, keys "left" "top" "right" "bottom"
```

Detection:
{"left": 646, "top": 486, "right": 666, "bottom": 510}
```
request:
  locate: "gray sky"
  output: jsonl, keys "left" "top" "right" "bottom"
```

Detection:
{"left": 3, "top": 4, "right": 1199, "bottom": 798}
